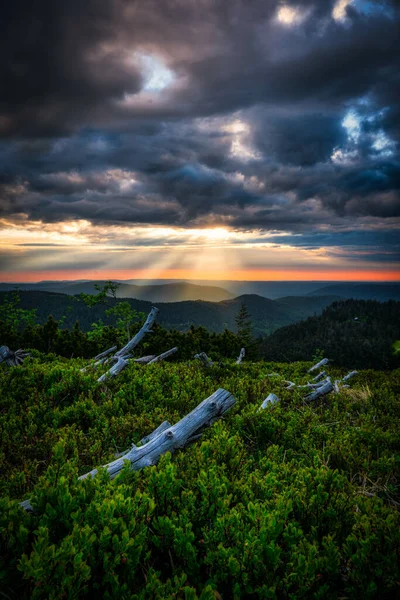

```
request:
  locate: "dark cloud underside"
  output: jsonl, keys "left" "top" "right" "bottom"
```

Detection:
{"left": 0, "top": 0, "right": 399, "bottom": 268}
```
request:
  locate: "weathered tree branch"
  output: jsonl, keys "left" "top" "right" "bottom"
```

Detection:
{"left": 0, "top": 346, "right": 29, "bottom": 367}
{"left": 115, "top": 420, "right": 173, "bottom": 457}
{"left": 93, "top": 307, "right": 159, "bottom": 381}
{"left": 115, "top": 307, "right": 159, "bottom": 358}
{"left": 305, "top": 379, "right": 334, "bottom": 401}
{"left": 236, "top": 348, "right": 245, "bottom": 364}
{"left": 98, "top": 357, "right": 129, "bottom": 383}
{"left": 343, "top": 370, "right": 358, "bottom": 382}
{"left": 194, "top": 352, "right": 213, "bottom": 367}
{"left": 133, "top": 355, "right": 156, "bottom": 364}
{"left": 260, "top": 393, "right": 279, "bottom": 409}
{"left": 313, "top": 370, "right": 327, "bottom": 382}
{"left": 147, "top": 347, "right": 178, "bottom": 364}
{"left": 81, "top": 388, "right": 235, "bottom": 481}
{"left": 308, "top": 358, "right": 329, "bottom": 373}
{"left": 19, "top": 388, "right": 235, "bottom": 512}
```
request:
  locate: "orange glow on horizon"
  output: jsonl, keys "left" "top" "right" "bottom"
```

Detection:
{"left": 1, "top": 268, "right": 399, "bottom": 283}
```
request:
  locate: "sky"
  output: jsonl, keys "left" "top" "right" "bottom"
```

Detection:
{"left": 0, "top": 0, "right": 399, "bottom": 283}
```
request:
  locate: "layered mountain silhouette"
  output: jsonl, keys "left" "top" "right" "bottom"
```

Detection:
{"left": 1, "top": 290, "right": 340, "bottom": 336}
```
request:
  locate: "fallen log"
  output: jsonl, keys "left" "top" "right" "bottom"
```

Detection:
{"left": 133, "top": 355, "right": 156, "bottom": 364}
{"left": 94, "top": 346, "right": 118, "bottom": 361}
{"left": 308, "top": 358, "right": 329, "bottom": 373}
{"left": 98, "top": 357, "right": 129, "bottom": 383}
{"left": 115, "top": 420, "right": 173, "bottom": 457}
{"left": 343, "top": 370, "right": 358, "bottom": 382}
{"left": 283, "top": 380, "right": 296, "bottom": 390}
{"left": 95, "top": 307, "right": 159, "bottom": 382}
{"left": 194, "top": 352, "right": 213, "bottom": 367}
{"left": 260, "top": 393, "right": 279, "bottom": 409}
{"left": 236, "top": 348, "right": 245, "bottom": 364}
{"left": 305, "top": 380, "right": 334, "bottom": 401}
{"left": 313, "top": 370, "right": 327, "bottom": 382}
{"left": 147, "top": 347, "right": 178, "bottom": 364}
{"left": 81, "top": 388, "right": 235, "bottom": 480}
{"left": 20, "top": 388, "right": 235, "bottom": 512}
{"left": 115, "top": 307, "right": 159, "bottom": 358}
{"left": 0, "top": 346, "right": 29, "bottom": 367}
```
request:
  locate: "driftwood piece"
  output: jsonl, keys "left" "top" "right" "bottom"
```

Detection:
{"left": 98, "top": 357, "right": 128, "bottom": 383}
{"left": 194, "top": 352, "right": 213, "bottom": 367}
{"left": 313, "top": 370, "right": 327, "bottom": 382}
{"left": 260, "top": 393, "right": 279, "bottom": 409}
{"left": 79, "top": 388, "right": 235, "bottom": 481}
{"left": 236, "top": 348, "right": 245, "bottom": 364}
{"left": 306, "top": 380, "right": 334, "bottom": 401}
{"left": 147, "top": 347, "right": 178, "bottom": 364}
{"left": 283, "top": 380, "right": 296, "bottom": 390}
{"left": 115, "top": 307, "right": 159, "bottom": 358}
{"left": 115, "top": 420, "right": 172, "bottom": 457}
{"left": 308, "top": 358, "right": 329, "bottom": 373}
{"left": 133, "top": 355, "right": 156, "bottom": 364}
{"left": 20, "top": 388, "right": 235, "bottom": 512}
{"left": 94, "top": 307, "right": 159, "bottom": 381}
{"left": 94, "top": 346, "right": 118, "bottom": 361}
{"left": 343, "top": 370, "right": 358, "bottom": 382}
{"left": 0, "top": 346, "right": 29, "bottom": 367}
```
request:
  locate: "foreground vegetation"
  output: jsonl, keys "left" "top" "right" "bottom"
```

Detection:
{"left": 1, "top": 357, "right": 399, "bottom": 599}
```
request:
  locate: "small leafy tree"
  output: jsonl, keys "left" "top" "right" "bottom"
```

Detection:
{"left": 79, "top": 281, "right": 120, "bottom": 340}
{"left": 79, "top": 281, "right": 119, "bottom": 308}
{"left": 0, "top": 290, "right": 37, "bottom": 333}
{"left": 105, "top": 302, "right": 145, "bottom": 343}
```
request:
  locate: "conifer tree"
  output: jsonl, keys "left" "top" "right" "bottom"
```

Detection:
{"left": 235, "top": 303, "right": 252, "bottom": 346}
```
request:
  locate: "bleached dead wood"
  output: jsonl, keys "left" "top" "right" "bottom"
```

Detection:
{"left": 98, "top": 357, "right": 128, "bottom": 383}
{"left": 283, "top": 380, "right": 296, "bottom": 390}
{"left": 236, "top": 348, "right": 245, "bottom": 364}
{"left": 94, "top": 346, "right": 118, "bottom": 361}
{"left": 305, "top": 380, "right": 334, "bottom": 401}
{"left": 93, "top": 307, "right": 159, "bottom": 381}
{"left": 147, "top": 347, "right": 178, "bottom": 364}
{"left": 194, "top": 352, "right": 213, "bottom": 367}
{"left": 313, "top": 370, "right": 327, "bottom": 382}
{"left": 20, "top": 388, "right": 235, "bottom": 512}
{"left": 0, "top": 346, "right": 29, "bottom": 367}
{"left": 115, "top": 307, "right": 159, "bottom": 358}
{"left": 343, "top": 370, "right": 358, "bottom": 382}
{"left": 308, "top": 358, "right": 329, "bottom": 373}
{"left": 133, "top": 355, "right": 156, "bottom": 364}
{"left": 115, "top": 420, "right": 172, "bottom": 457}
{"left": 260, "top": 393, "right": 279, "bottom": 409}
{"left": 79, "top": 388, "right": 235, "bottom": 481}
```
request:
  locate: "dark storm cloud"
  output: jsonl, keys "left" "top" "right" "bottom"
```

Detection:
{"left": 0, "top": 0, "right": 399, "bottom": 265}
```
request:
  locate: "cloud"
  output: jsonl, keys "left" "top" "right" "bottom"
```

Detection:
{"left": 0, "top": 0, "right": 399, "bottom": 277}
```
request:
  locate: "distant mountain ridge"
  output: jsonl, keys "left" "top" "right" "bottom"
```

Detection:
{"left": 307, "top": 282, "right": 400, "bottom": 301}
{"left": 0, "top": 281, "right": 234, "bottom": 303}
{"left": 1, "top": 279, "right": 398, "bottom": 301}
{"left": 0, "top": 290, "right": 341, "bottom": 336}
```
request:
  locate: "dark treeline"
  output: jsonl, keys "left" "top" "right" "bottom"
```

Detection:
{"left": 0, "top": 317, "right": 255, "bottom": 362}
{"left": 261, "top": 299, "right": 400, "bottom": 369}
{"left": 0, "top": 293, "right": 399, "bottom": 369}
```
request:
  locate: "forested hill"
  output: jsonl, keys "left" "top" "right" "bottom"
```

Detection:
{"left": 261, "top": 299, "right": 400, "bottom": 369}
{"left": 0, "top": 290, "right": 340, "bottom": 336}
